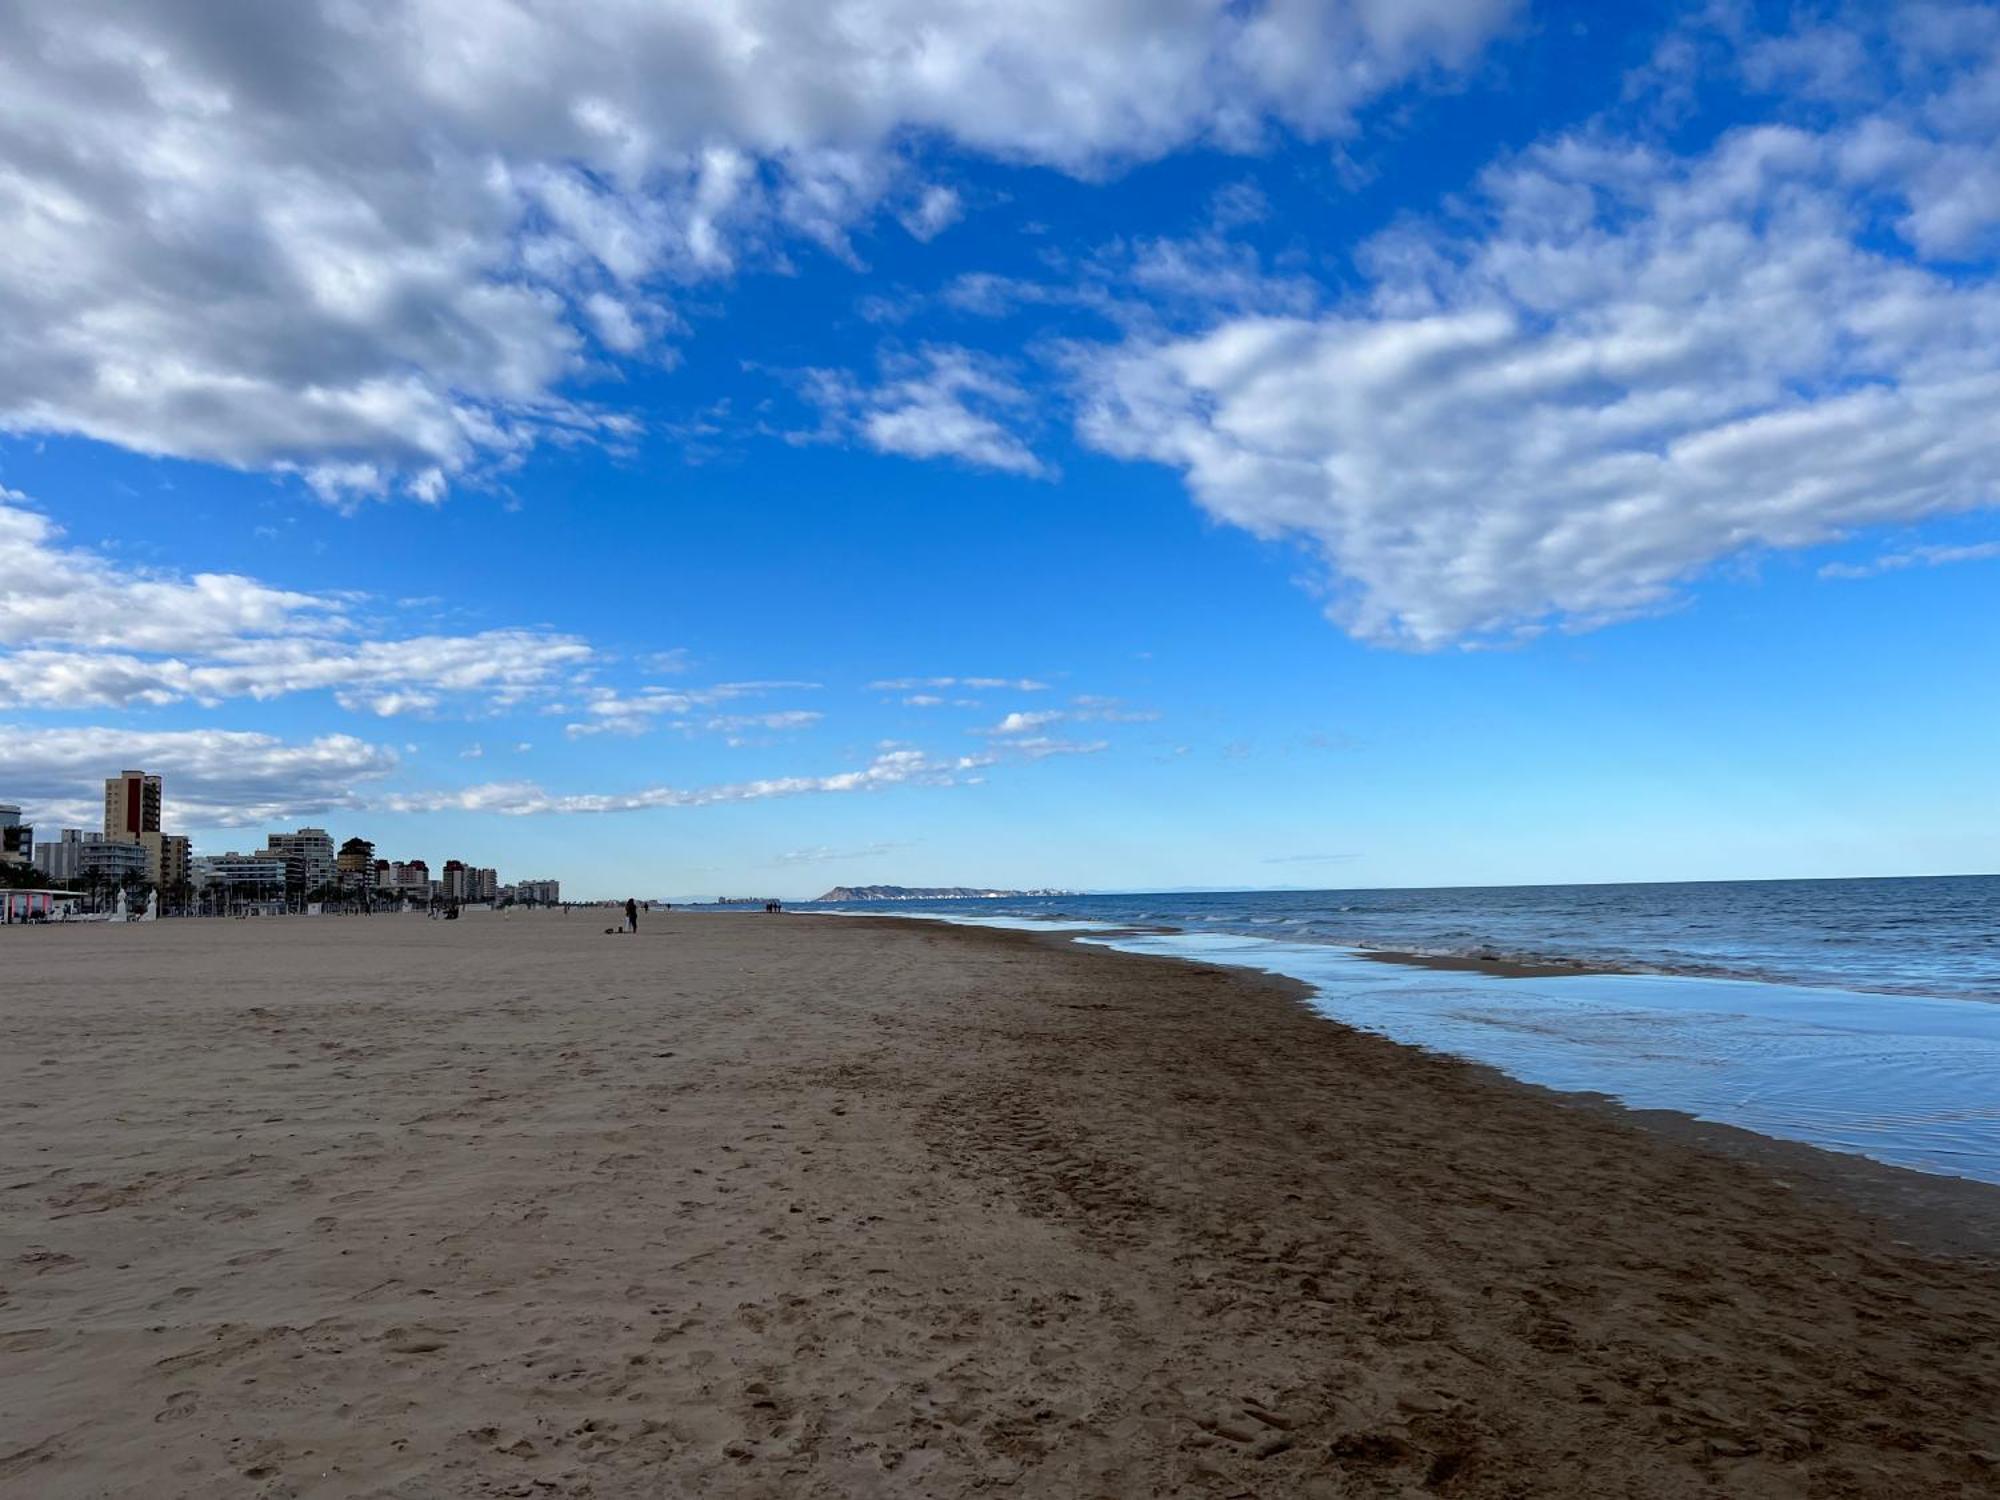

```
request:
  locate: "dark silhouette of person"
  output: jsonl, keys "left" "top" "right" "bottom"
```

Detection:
{"left": 625, "top": 897, "right": 639, "bottom": 933}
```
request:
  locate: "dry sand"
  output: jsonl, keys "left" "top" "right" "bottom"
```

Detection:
{"left": 3, "top": 911, "right": 1998, "bottom": 1499}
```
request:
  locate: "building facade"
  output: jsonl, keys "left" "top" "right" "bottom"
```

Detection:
{"left": 265, "top": 827, "right": 336, "bottom": 893}
{"left": 335, "top": 837, "right": 376, "bottom": 898}
{"left": 154, "top": 833, "right": 191, "bottom": 893}
{"left": 0, "top": 804, "right": 30, "bottom": 866}
{"left": 103, "top": 770, "right": 162, "bottom": 839}
{"left": 516, "top": 879, "right": 561, "bottom": 905}
{"left": 371, "top": 858, "right": 432, "bottom": 900}
{"left": 132, "top": 830, "right": 190, "bottom": 889}
{"left": 33, "top": 828, "right": 86, "bottom": 884}
{"left": 78, "top": 837, "right": 150, "bottom": 887}
{"left": 193, "top": 852, "right": 289, "bottom": 895}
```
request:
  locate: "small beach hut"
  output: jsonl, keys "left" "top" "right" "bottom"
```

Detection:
{"left": 1, "top": 889, "right": 82, "bottom": 924}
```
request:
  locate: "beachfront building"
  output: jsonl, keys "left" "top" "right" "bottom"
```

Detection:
{"left": 437, "top": 860, "right": 497, "bottom": 903}
{"left": 517, "top": 878, "right": 560, "bottom": 906}
{"left": 157, "top": 834, "right": 191, "bottom": 895}
{"left": 336, "top": 837, "right": 376, "bottom": 901}
{"left": 193, "top": 851, "right": 289, "bottom": 904}
{"left": 33, "top": 828, "right": 86, "bottom": 884}
{"left": 124, "top": 830, "right": 186, "bottom": 890}
{"left": 1, "top": 888, "right": 80, "bottom": 924}
{"left": 103, "top": 770, "right": 161, "bottom": 840}
{"left": 371, "top": 859, "right": 432, "bottom": 902}
{"left": 77, "top": 836, "right": 149, "bottom": 888}
{"left": 265, "top": 827, "right": 336, "bottom": 894}
{"left": 99, "top": 769, "right": 191, "bottom": 890}
{"left": 0, "top": 804, "right": 31, "bottom": 867}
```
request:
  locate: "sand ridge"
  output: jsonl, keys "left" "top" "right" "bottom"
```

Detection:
{"left": 2, "top": 911, "right": 1997, "bottom": 1497}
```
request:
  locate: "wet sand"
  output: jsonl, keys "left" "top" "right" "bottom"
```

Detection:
{"left": 3, "top": 911, "right": 1997, "bottom": 1498}
{"left": 1358, "top": 947, "right": 1633, "bottom": 979}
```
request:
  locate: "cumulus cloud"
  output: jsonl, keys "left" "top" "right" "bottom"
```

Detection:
{"left": 977, "top": 698, "right": 1158, "bottom": 735}
{"left": 800, "top": 347, "right": 1049, "bottom": 476}
{"left": 979, "top": 710, "right": 1067, "bottom": 736}
{"left": 0, "top": 0, "right": 1516, "bottom": 497}
{"left": 0, "top": 491, "right": 335, "bottom": 652}
{"left": 1078, "top": 33, "right": 2000, "bottom": 646}
{"left": 0, "top": 491, "right": 591, "bottom": 710}
{"left": 0, "top": 724, "right": 398, "bottom": 829}
{"left": 900, "top": 186, "right": 964, "bottom": 242}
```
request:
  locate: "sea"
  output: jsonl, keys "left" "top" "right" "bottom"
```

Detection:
{"left": 799, "top": 876, "right": 2000, "bottom": 1187}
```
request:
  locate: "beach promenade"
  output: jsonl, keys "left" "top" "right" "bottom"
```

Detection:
{"left": 3, "top": 913, "right": 1997, "bottom": 1498}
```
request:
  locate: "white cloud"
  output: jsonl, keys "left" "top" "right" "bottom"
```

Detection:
{"left": 1010, "top": 736, "right": 1109, "bottom": 760}
{"left": 1069, "top": 695, "right": 1160, "bottom": 723}
{"left": 980, "top": 709, "right": 1067, "bottom": 736}
{"left": 0, "top": 724, "right": 398, "bottom": 829}
{"left": 0, "top": 1, "right": 1517, "bottom": 496}
{"left": 385, "top": 746, "right": 993, "bottom": 815}
{"left": 0, "top": 491, "right": 593, "bottom": 710}
{"left": 706, "top": 710, "right": 823, "bottom": 733}
{"left": 900, "top": 185, "right": 964, "bottom": 242}
{"left": 564, "top": 680, "right": 822, "bottom": 737}
{"left": 802, "top": 346, "right": 1049, "bottom": 477}
{"left": 976, "top": 698, "right": 1158, "bottom": 734}
{"left": 1079, "top": 81, "right": 2000, "bottom": 646}
{"left": 0, "top": 491, "right": 335, "bottom": 652}
{"left": 776, "top": 841, "right": 911, "bottom": 864}
{"left": 1819, "top": 539, "right": 2000, "bottom": 579}
{"left": 869, "top": 675, "right": 1050, "bottom": 692}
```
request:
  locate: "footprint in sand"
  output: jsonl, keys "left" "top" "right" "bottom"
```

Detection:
{"left": 382, "top": 1326, "right": 452, "bottom": 1355}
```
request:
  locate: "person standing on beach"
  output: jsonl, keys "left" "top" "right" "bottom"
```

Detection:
{"left": 625, "top": 897, "right": 638, "bottom": 934}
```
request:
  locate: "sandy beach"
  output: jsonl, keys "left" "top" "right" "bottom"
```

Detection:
{"left": 3, "top": 912, "right": 1998, "bottom": 1499}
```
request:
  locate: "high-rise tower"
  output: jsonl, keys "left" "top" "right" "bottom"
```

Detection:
{"left": 103, "top": 770, "right": 162, "bottom": 839}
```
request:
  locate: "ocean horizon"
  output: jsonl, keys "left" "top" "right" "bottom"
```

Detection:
{"left": 805, "top": 872, "right": 2000, "bottom": 1001}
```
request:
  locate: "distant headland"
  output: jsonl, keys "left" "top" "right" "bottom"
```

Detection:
{"left": 815, "top": 885, "right": 1076, "bottom": 903}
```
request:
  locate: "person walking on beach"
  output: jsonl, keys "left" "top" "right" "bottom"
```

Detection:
{"left": 624, "top": 897, "right": 639, "bottom": 934}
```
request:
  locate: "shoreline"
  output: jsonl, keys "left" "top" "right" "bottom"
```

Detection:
{"left": 5, "top": 911, "right": 1998, "bottom": 1495}
{"left": 843, "top": 912, "right": 2000, "bottom": 1260}
{"left": 825, "top": 909, "right": 2000, "bottom": 1193}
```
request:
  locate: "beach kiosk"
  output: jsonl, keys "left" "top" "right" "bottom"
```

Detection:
{"left": 1, "top": 888, "right": 81, "bottom": 924}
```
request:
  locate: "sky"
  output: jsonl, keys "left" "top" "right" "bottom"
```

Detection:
{"left": 2, "top": 0, "right": 1998, "bottom": 900}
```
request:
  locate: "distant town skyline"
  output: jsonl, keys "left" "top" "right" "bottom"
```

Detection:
{"left": 2, "top": 1, "right": 1997, "bottom": 899}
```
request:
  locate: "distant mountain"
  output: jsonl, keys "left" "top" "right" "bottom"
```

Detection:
{"left": 815, "top": 885, "right": 1074, "bottom": 903}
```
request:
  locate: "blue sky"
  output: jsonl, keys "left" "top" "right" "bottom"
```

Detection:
{"left": 2, "top": 0, "right": 1997, "bottom": 898}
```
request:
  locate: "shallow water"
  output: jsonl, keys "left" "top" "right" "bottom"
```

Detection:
{"left": 1073, "top": 930, "right": 2000, "bottom": 1187}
